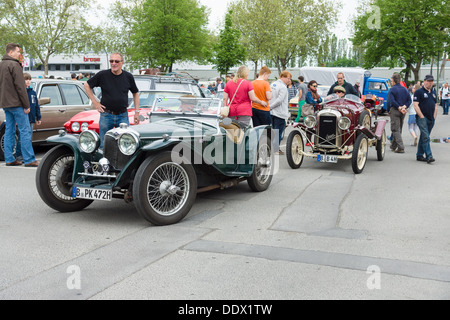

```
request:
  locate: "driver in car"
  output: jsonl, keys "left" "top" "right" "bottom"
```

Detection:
{"left": 179, "top": 95, "right": 196, "bottom": 112}
{"left": 333, "top": 85, "right": 346, "bottom": 98}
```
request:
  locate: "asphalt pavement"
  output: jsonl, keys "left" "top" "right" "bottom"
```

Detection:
{"left": 0, "top": 110, "right": 449, "bottom": 301}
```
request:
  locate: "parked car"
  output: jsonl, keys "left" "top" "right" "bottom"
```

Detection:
{"left": 0, "top": 79, "right": 94, "bottom": 161}
{"left": 36, "top": 96, "right": 274, "bottom": 225}
{"left": 64, "top": 90, "right": 194, "bottom": 134}
{"left": 64, "top": 74, "right": 206, "bottom": 134}
{"left": 285, "top": 93, "right": 387, "bottom": 174}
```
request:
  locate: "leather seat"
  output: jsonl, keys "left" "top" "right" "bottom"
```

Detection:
{"left": 220, "top": 122, "right": 245, "bottom": 144}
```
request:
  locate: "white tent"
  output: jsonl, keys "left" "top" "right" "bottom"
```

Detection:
{"left": 299, "top": 67, "right": 366, "bottom": 86}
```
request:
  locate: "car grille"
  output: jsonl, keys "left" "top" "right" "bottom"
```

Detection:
{"left": 103, "top": 134, "right": 132, "bottom": 170}
{"left": 316, "top": 115, "right": 338, "bottom": 148}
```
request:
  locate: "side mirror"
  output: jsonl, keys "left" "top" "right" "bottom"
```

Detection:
{"left": 39, "top": 97, "right": 51, "bottom": 106}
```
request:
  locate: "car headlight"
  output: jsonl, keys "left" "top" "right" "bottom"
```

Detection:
{"left": 79, "top": 130, "right": 100, "bottom": 153}
{"left": 81, "top": 122, "right": 90, "bottom": 131}
{"left": 304, "top": 115, "right": 316, "bottom": 129}
{"left": 118, "top": 133, "right": 139, "bottom": 155}
{"left": 71, "top": 122, "right": 80, "bottom": 133}
{"left": 338, "top": 117, "right": 351, "bottom": 130}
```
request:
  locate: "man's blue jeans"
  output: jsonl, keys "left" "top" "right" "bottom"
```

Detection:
{"left": 271, "top": 115, "right": 285, "bottom": 151}
{"left": 99, "top": 111, "right": 130, "bottom": 148}
{"left": 442, "top": 99, "right": 450, "bottom": 114}
{"left": 416, "top": 117, "right": 435, "bottom": 160}
{"left": 3, "top": 107, "right": 36, "bottom": 164}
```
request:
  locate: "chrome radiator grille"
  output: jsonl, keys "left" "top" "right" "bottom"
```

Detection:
{"left": 317, "top": 115, "right": 338, "bottom": 147}
{"left": 103, "top": 134, "right": 132, "bottom": 169}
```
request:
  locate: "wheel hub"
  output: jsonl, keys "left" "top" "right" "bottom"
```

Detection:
{"left": 159, "top": 180, "right": 180, "bottom": 196}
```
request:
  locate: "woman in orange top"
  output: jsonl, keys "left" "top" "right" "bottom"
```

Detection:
{"left": 251, "top": 66, "right": 273, "bottom": 126}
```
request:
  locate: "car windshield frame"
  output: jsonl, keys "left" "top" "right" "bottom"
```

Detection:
{"left": 128, "top": 90, "right": 193, "bottom": 109}
{"left": 321, "top": 93, "right": 363, "bottom": 105}
{"left": 148, "top": 96, "right": 223, "bottom": 128}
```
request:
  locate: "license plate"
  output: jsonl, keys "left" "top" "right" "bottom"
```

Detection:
{"left": 317, "top": 154, "right": 338, "bottom": 163}
{"left": 72, "top": 187, "right": 112, "bottom": 201}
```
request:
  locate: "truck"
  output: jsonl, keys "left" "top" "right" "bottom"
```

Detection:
{"left": 298, "top": 67, "right": 391, "bottom": 113}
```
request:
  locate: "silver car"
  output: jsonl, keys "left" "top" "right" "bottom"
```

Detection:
{"left": 0, "top": 78, "right": 94, "bottom": 161}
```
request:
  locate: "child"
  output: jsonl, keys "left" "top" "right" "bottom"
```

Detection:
{"left": 15, "top": 73, "right": 41, "bottom": 160}
{"left": 407, "top": 84, "right": 420, "bottom": 146}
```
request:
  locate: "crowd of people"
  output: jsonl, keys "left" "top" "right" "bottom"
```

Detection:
{"left": 218, "top": 65, "right": 444, "bottom": 163}
{"left": 0, "top": 42, "right": 446, "bottom": 166}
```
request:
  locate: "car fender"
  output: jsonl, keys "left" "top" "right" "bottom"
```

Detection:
{"left": 374, "top": 119, "right": 388, "bottom": 139}
{"left": 355, "top": 126, "right": 375, "bottom": 139}
{"left": 44, "top": 134, "right": 88, "bottom": 182}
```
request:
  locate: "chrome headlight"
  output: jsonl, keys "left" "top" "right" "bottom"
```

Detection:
{"left": 71, "top": 122, "right": 80, "bottom": 132}
{"left": 304, "top": 115, "right": 316, "bottom": 129}
{"left": 338, "top": 117, "right": 351, "bottom": 130}
{"left": 81, "top": 122, "right": 90, "bottom": 131}
{"left": 79, "top": 130, "right": 100, "bottom": 153}
{"left": 118, "top": 133, "right": 139, "bottom": 155}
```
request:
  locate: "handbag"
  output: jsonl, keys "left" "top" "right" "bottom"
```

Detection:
{"left": 221, "top": 80, "right": 244, "bottom": 117}
{"left": 301, "top": 103, "right": 314, "bottom": 117}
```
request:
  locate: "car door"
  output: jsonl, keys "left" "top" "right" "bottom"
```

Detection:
{"left": 33, "top": 83, "right": 66, "bottom": 142}
{"left": 33, "top": 82, "right": 92, "bottom": 142}
{"left": 366, "top": 80, "right": 390, "bottom": 100}
{"left": 59, "top": 82, "right": 93, "bottom": 121}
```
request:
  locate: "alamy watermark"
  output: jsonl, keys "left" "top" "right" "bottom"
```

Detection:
{"left": 366, "top": 265, "right": 381, "bottom": 290}
{"left": 367, "top": 5, "right": 381, "bottom": 30}
{"left": 67, "top": 265, "right": 81, "bottom": 290}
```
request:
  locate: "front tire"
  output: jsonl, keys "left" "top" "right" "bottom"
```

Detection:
{"left": 36, "top": 145, "right": 93, "bottom": 212}
{"left": 286, "top": 130, "right": 304, "bottom": 169}
{"left": 133, "top": 151, "right": 197, "bottom": 225}
{"left": 247, "top": 133, "right": 273, "bottom": 192}
{"left": 352, "top": 134, "right": 368, "bottom": 174}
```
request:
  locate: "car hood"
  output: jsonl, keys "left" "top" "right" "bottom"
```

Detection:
{"left": 132, "top": 117, "right": 218, "bottom": 139}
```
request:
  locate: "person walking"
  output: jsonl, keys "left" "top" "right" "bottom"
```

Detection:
{"left": 0, "top": 43, "right": 38, "bottom": 167}
{"left": 84, "top": 52, "right": 139, "bottom": 148}
{"left": 251, "top": 66, "right": 272, "bottom": 127}
{"left": 222, "top": 65, "right": 267, "bottom": 127}
{"left": 439, "top": 82, "right": 449, "bottom": 115}
{"left": 414, "top": 75, "right": 438, "bottom": 164}
{"left": 407, "top": 84, "right": 420, "bottom": 146}
{"left": 269, "top": 71, "right": 292, "bottom": 155}
{"left": 327, "top": 72, "right": 357, "bottom": 96}
{"left": 295, "top": 76, "right": 308, "bottom": 123}
{"left": 387, "top": 74, "right": 412, "bottom": 153}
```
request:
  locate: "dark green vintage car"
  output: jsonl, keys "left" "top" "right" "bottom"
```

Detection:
{"left": 36, "top": 97, "right": 274, "bottom": 225}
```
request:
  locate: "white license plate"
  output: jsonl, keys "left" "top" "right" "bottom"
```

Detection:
{"left": 317, "top": 154, "right": 338, "bottom": 163}
{"left": 72, "top": 187, "right": 112, "bottom": 201}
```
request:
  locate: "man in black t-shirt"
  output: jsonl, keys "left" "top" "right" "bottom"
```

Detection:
{"left": 413, "top": 75, "right": 438, "bottom": 163}
{"left": 84, "top": 52, "right": 139, "bottom": 148}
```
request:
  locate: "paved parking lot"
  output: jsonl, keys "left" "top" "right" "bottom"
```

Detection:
{"left": 1, "top": 113, "right": 450, "bottom": 300}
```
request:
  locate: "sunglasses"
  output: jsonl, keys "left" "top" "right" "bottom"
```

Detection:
{"left": 311, "top": 85, "right": 317, "bottom": 87}
{"left": 109, "top": 59, "right": 123, "bottom": 64}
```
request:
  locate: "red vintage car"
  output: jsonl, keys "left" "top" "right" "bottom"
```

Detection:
{"left": 286, "top": 93, "right": 388, "bottom": 174}
{"left": 64, "top": 90, "right": 192, "bottom": 133}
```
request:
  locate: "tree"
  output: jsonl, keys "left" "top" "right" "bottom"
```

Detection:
{"left": 0, "top": 0, "right": 101, "bottom": 75}
{"left": 352, "top": 0, "right": 450, "bottom": 82}
{"left": 129, "top": 0, "right": 209, "bottom": 73}
{"left": 210, "top": 10, "right": 247, "bottom": 77}
{"left": 230, "top": 0, "right": 338, "bottom": 74}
